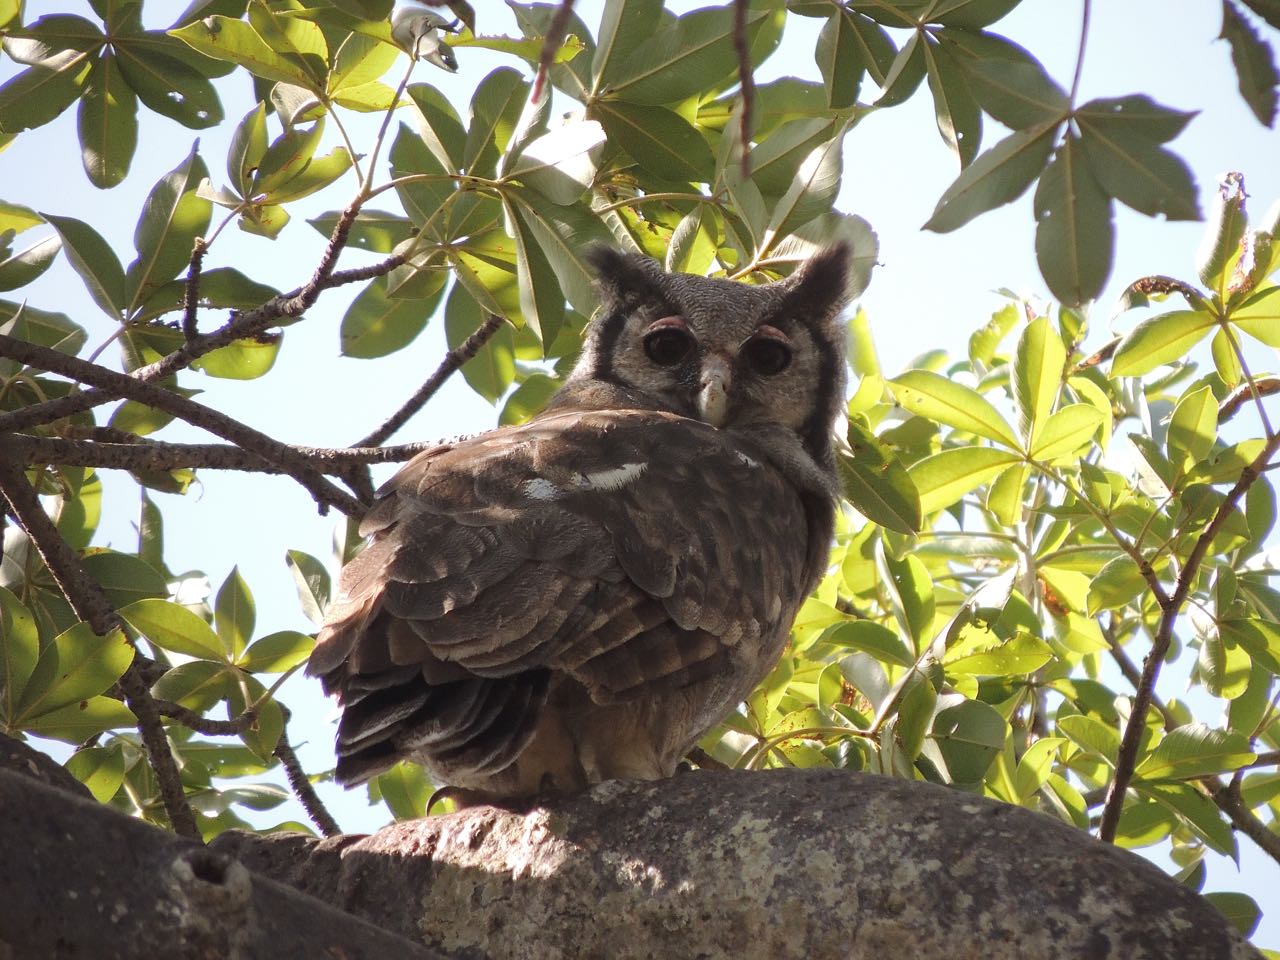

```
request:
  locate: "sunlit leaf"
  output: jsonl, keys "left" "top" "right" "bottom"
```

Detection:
{"left": 889, "top": 370, "right": 1019, "bottom": 446}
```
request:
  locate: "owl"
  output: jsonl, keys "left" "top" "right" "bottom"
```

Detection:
{"left": 307, "top": 244, "right": 851, "bottom": 801}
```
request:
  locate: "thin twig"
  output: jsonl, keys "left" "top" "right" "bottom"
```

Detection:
{"left": 1068, "top": 0, "right": 1091, "bottom": 107}
{"left": 1216, "top": 318, "right": 1275, "bottom": 437}
{"left": 1099, "top": 431, "right": 1280, "bottom": 842}
{"left": 532, "top": 0, "right": 575, "bottom": 102}
{"left": 0, "top": 334, "right": 363, "bottom": 517}
{"left": 274, "top": 708, "right": 342, "bottom": 839}
{"left": 732, "top": 0, "right": 754, "bottom": 177}
{"left": 0, "top": 222, "right": 401, "bottom": 437}
{"left": 0, "top": 461, "right": 200, "bottom": 838}
{"left": 1218, "top": 374, "right": 1280, "bottom": 424}
{"left": 356, "top": 312, "right": 506, "bottom": 448}
{"left": 182, "top": 237, "right": 208, "bottom": 342}
{"left": 2, "top": 434, "right": 443, "bottom": 473}
{"left": 155, "top": 698, "right": 255, "bottom": 736}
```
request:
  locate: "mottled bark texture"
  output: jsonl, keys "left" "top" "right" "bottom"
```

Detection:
{"left": 0, "top": 769, "right": 442, "bottom": 960}
{"left": 212, "top": 768, "right": 1262, "bottom": 960}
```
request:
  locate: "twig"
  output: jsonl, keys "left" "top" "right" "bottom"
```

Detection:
{"left": 2, "top": 434, "right": 442, "bottom": 473}
{"left": 0, "top": 226, "right": 401, "bottom": 437}
{"left": 1067, "top": 336, "right": 1119, "bottom": 374}
{"left": 274, "top": 707, "right": 342, "bottom": 839}
{"left": 1099, "top": 431, "right": 1280, "bottom": 842}
{"left": 1219, "top": 374, "right": 1280, "bottom": 424}
{"left": 1216, "top": 318, "right": 1275, "bottom": 437}
{"left": 1205, "top": 779, "right": 1280, "bottom": 866}
{"left": 732, "top": 0, "right": 754, "bottom": 177}
{"left": 182, "top": 238, "right": 208, "bottom": 342}
{"left": 154, "top": 698, "right": 255, "bottom": 736}
{"left": 532, "top": 0, "right": 575, "bottom": 102}
{"left": 0, "top": 461, "right": 200, "bottom": 839}
{"left": 356, "top": 312, "right": 506, "bottom": 448}
{"left": 1068, "top": 0, "right": 1091, "bottom": 107}
{"left": 0, "top": 334, "right": 363, "bottom": 517}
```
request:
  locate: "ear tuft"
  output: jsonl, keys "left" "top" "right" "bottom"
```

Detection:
{"left": 584, "top": 245, "right": 658, "bottom": 302}
{"left": 782, "top": 243, "right": 851, "bottom": 317}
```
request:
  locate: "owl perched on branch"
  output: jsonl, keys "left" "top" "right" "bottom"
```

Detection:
{"left": 308, "top": 245, "right": 851, "bottom": 801}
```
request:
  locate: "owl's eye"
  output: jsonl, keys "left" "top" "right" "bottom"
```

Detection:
{"left": 643, "top": 319, "right": 694, "bottom": 366}
{"left": 742, "top": 329, "right": 792, "bottom": 376}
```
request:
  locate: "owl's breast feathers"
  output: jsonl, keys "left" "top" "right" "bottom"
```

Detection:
{"left": 308, "top": 407, "right": 836, "bottom": 795}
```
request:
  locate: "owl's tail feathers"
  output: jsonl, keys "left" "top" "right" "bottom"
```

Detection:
{"left": 307, "top": 594, "right": 379, "bottom": 685}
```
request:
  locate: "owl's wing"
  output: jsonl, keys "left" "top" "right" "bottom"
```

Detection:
{"left": 307, "top": 408, "right": 813, "bottom": 785}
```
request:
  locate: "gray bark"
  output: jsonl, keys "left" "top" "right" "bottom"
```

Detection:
{"left": 210, "top": 768, "right": 1262, "bottom": 960}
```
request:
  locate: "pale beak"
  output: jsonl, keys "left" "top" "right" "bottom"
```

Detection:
{"left": 698, "top": 353, "right": 732, "bottom": 427}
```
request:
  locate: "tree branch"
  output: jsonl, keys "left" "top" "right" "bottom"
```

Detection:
{"left": 1099, "top": 432, "right": 1280, "bottom": 842}
{"left": 182, "top": 237, "right": 208, "bottom": 342}
{"left": 531, "top": 0, "right": 575, "bottom": 102}
{"left": 0, "top": 460, "right": 199, "bottom": 839}
{"left": 733, "top": 0, "right": 755, "bottom": 177}
{"left": 1205, "top": 778, "right": 1280, "bottom": 866}
{"left": 0, "top": 334, "right": 364, "bottom": 516}
{"left": 274, "top": 706, "right": 342, "bottom": 839}
{"left": 355, "top": 312, "right": 506, "bottom": 448}
{"left": 2, "top": 433, "right": 441, "bottom": 474}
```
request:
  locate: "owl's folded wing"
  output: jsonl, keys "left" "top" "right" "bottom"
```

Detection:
{"left": 307, "top": 407, "right": 811, "bottom": 784}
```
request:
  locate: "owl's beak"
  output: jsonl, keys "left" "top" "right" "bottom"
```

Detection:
{"left": 698, "top": 353, "right": 732, "bottom": 427}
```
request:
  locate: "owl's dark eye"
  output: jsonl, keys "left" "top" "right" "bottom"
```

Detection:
{"left": 643, "top": 319, "right": 694, "bottom": 366}
{"left": 742, "top": 329, "right": 792, "bottom": 376}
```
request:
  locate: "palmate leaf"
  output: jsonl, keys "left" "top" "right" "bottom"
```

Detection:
{"left": 1034, "top": 135, "right": 1113, "bottom": 306}
{"left": 169, "top": 16, "right": 318, "bottom": 90}
{"left": 126, "top": 144, "right": 211, "bottom": 314}
{"left": 908, "top": 446, "right": 1020, "bottom": 514}
{"left": 921, "top": 37, "right": 981, "bottom": 167}
{"left": 1221, "top": 0, "right": 1279, "bottom": 127}
{"left": 78, "top": 53, "right": 138, "bottom": 189}
{"left": 938, "top": 31, "right": 1068, "bottom": 132}
{"left": 39, "top": 213, "right": 126, "bottom": 319}
{"left": 839, "top": 420, "right": 922, "bottom": 534}
{"left": 888, "top": 370, "right": 1019, "bottom": 446}
{"left": 924, "top": 122, "right": 1058, "bottom": 233}
{"left": 340, "top": 271, "right": 445, "bottom": 358}
{"left": 1011, "top": 314, "right": 1065, "bottom": 448}
{"left": 1110, "top": 309, "right": 1216, "bottom": 376}
{"left": 444, "top": 282, "right": 515, "bottom": 403}
{"left": 593, "top": 101, "right": 713, "bottom": 183}
{"left": 1076, "top": 103, "right": 1201, "bottom": 220}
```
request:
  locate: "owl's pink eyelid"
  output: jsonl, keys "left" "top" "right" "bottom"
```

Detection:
{"left": 646, "top": 316, "right": 689, "bottom": 335}
{"left": 748, "top": 324, "right": 791, "bottom": 345}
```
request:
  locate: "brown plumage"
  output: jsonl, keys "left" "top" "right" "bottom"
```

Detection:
{"left": 308, "top": 244, "right": 851, "bottom": 800}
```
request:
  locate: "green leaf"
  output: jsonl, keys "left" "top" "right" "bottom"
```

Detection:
{"left": 1077, "top": 113, "right": 1201, "bottom": 220}
{"left": 15, "top": 623, "right": 132, "bottom": 722}
{"left": 215, "top": 566, "right": 254, "bottom": 660}
{"left": 0, "top": 233, "right": 61, "bottom": 291}
{"left": 1029, "top": 404, "right": 1103, "bottom": 460}
{"left": 1199, "top": 626, "right": 1252, "bottom": 699}
{"left": 944, "top": 631, "right": 1053, "bottom": 676}
{"left": 1136, "top": 723, "right": 1255, "bottom": 779}
{"left": 768, "top": 212, "right": 879, "bottom": 301}
{"left": 169, "top": 16, "right": 315, "bottom": 88}
{"left": 307, "top": 210, "right": 415, "bottom": 255}
{"left": 66, "top": 743, "right": 127, "bottom": 802}
{"left": 1074, "top": 94, "right": 1198, "bottom": 143}
{"left": 505, "top": 199, "right": 565, "bottom": 347}
{"left": 874, "top": 31, "right": 925, "bottom": 107}
{"left": 815, "top": 9, "right": 869, "bottom": 109}
{"left": 877, "top": 544, "right": 935, "bottom": 647}
{"left": 1086, "top": 555, "right": 1147, "bottom": 615}
{"left": 0, "top": 50, "right": 93, "bottom": 135}
{"left": 329, "top": 30, "right": 400, "bottom": 92}
{"left": 921, "top": 38, "right": 981, "bottom": 166}
{"left": 444, "top": 283, "right": 515, "bottom": 403}
{"left": 1219, "top": 618, "right": 1280, "bottom": 673}
{"left": 928, "top": 696, "right": 1008, "bottom": 785}
{"left": 113, "top": 45, "right": 223, "bottom": 129}
{"left": 507, "top": 117, "right": 606, "bottom": 204}
{"left": 1110, "top": 310, "right": 1215, "bottom": 377}
{"left": 191, "top": 336, "right": 280, "bottom": 380}
{"left": 1167, "top": 385, "right": 1218, "bottom": 467}
{"left": 500, "top": 373, "right": 560, "bottom": 426}
{"left": 1221, "top": 0, "right": 1279, "bottom": 127}
{"left": 1011, "top": 315, "right": 1065, "bottom": 447}
{"left": 1198, "top": 175, "right": 1248, "bottom": 293}
{"left": 504, "top": 189, "right": 613, "bottom": 316}
{"left": 897, "top": 673, "right": 937, "bottom": 760}
{"left": 286, "top": 549, "right": 331, "bottom": 627}
{"left": 765, "top": 130, "right": 846, "bottom": 240}
{"left": 454, "top": 31, "right": 586, "bottom": 67}
{"left": 227, "top": 101, "right": 268, "bottom": 200}
{"left": 40, "top": 213, "right": 126, "bottom": 319}
{"left": 941, "top": 31, "right": 1068, "bottom": 129}
{"left": 239, "top": 630, "right": 314, "bottom": 673}
{"left": 463, "top": 67, "right": 529, "bottom": 177}
{"left": 120, "top": 597, "right": 224, "bottom": 661}
{"left": 909, "top": 446, "right": 1020, "bottom": 514}
{"left": 405, "top": 82, "right": 467, "bottom": 173}
{"left": 0, "top": 586, "right": 39, "bottom": 722}
{"left": 608, "top": 5, "right": 771, "bottom": 105}
{"left": 126, "top": 144, "right": 212, "bottom": 312}
{"left": 21, "top": 696, "right": 135, "bottom": 743}
{"left": 371, "top": 761, "right": 431, "bottom": 820}
{"left": 340, "top": 272, "right": 445, "bottom": 358}
{"left": 1232, "top": 286, "right": 1280, "bottom": 346}
{"left": 1034, "top": 135, "right": 1113, "bottom": 306}
{"left": 1205, "top": 892, "right": 1262, "bottom": 937}
{"left": 1057, "top": 713, "right": 1119, "bottom": 764}
{"left": 78, "top": 53, "right": 138, "bottom": 189}
{"left": 227, "top": 675, "right": 283, "bottom": 762}
{"left": 151, "top": 660, "right": 234, "bottom": 713}
{"left": 823, "top": 620, "right": 916, "bottom": 667}
{"left": 1014, "top": 736, "right": 1065, "bottom": 800}
{"left": 839, "top": 420, "right": 922, "bottom": 534}
{"left": 888, "top": 370, "right": 1019, "bottom": 446}
{"left": 593, "top": 101, "right": 713, "bottom": 183}
{"left": 924, "top": 123, "right": 1057, "bottom": 233}
{"left": 82, "top": 550, "right": 167, "bottom": 608}
{"left": 1138, "top": 780, "right": 1237, "bottom": 857}
{"left": 984, "top": 462, "right": 1026, "bottom": 524}
{"left": 511, "top": 2, "right": 595, "bottom": 99}
{"left": 1186, "top": 439, "right": 1267, "bottom": 485}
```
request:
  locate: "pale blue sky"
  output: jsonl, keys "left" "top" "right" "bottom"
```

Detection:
{"left": 4, "top": 0, "right": 1278, "bottom": 946}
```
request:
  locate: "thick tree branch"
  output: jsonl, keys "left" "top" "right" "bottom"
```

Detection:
{"left": 0, "top": 334, "right": 364, "bottom": 516}
{"left": 0, "top": 460, "right": 199, "bottom": 838}
{"left": 1099, "top": 432, "right": 1280, "bottom": 842}
{"left": 355, "top": 311, "right": 506, "bottom": 448}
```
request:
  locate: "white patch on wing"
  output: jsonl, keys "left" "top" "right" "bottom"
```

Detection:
{"left": 736, "top": 451, "right": 759, "bottom": 468}
{"left": 574, "top": 462, "right": 647, "bottom": 491}
{"left": 523, "top": 478, "right": 562, "bottom": 501}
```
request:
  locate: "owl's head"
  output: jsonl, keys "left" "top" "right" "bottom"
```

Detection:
{"left": 561, "top": 244, "right": 851, "bottom": 465}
